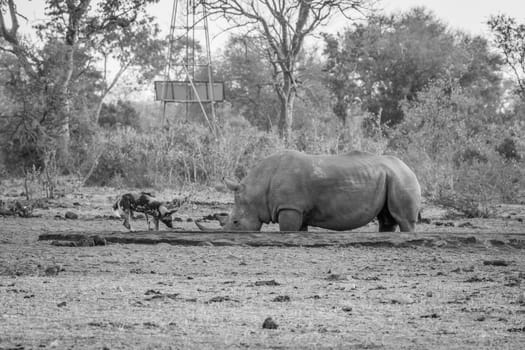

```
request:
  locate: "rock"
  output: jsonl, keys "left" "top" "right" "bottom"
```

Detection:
{"left": 518, "top": 291, "right": 525, "bottom": 305}
{"left": 426, "top": 291, "right": 433, "bottom": 297}
{"left": 342, "top": 306, "right": 353, "bottom": 312}
{"left": 44, "top": 265, "right": 61, "bottom": 276}
{"left": 483, "top": 260, "right": 509, "bottom": 266}
{"left": 326, "top": 273, "right": 347, "bottom": 281}
{"left": 57, "top": 301, "right": 67, "bottom": 307}
{"left": 272, "top": 295, "right": 290, "bottom": 302}
{"left": 64, "top": 211, "right": 78, "bottom": 220}
{"left": 389, "top": 294, "right": 414, "bottom": 304}
{"left": 51, "top": 241, "right": 76, "bottom": 247}
{"left": 75, "top": 237, "right": 95, "bottom": 247}
{"left": 254, "top": 280, "right": 280, "bottom": 286}
{"left": 92, "top": 235, "right": 107, "bottom": 246}
{"left": 262, "top": 317, "right": 278, "bottom": 329}
{"left": 207, "top": 296, "right": 236, "bottom": 303}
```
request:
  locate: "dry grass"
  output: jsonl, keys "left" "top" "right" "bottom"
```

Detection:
{"left": 0, "top": 184, "right": 524, "bottom": 349}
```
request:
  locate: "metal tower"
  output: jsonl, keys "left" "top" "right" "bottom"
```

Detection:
{"left": 154, "top": 0, "right": 223, "bottom": 136}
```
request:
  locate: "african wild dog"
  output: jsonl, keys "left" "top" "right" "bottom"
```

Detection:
{"left": 113, "top": 192, "right": 186, "bottom": 231}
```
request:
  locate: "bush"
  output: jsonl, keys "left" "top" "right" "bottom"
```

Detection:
{"left": 86, "top": 118, "right": 284, "bottom": 187}
{"left": 496, "top": 137, "right": 521, "bottom": 161}
{"left": 292, "top": 111, "right": 389, "bottom": 156}
{"left": 98, "top": 100, "right": 141, "bottom": 130}
{"left": 392, "top": 80, "right": 525, "bottom": 216}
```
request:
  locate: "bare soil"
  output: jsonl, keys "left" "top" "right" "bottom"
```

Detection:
{"left": 1, "top": 183, "right": 525, "bottom": 349}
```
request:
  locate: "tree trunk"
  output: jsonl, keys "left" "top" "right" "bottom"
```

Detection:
{"left": 277, "top": 78, "right": 296, "bottom": 146}
{"left": 55, "top": 45, "right": 76, "bottom": 166}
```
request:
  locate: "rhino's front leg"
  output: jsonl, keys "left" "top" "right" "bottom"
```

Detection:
{"left": 278, "top": 209, "right": 305, "bottom": 231}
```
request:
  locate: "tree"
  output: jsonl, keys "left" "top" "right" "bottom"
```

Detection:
{"left": 0, "top": 0, "right": 157, "bottom": 167}
{"left": 90, "top": 14, "right": 166, "bottom": 123}
{"left": 203, "top": 0, "right": 372, "bottom": 144}
{"left": 488, "top": 14, "right": 525, "bottom": 98}
{"left": 216, "top": 34, "right": 278, "bottom": 131}
{"left": 392, "top": 79, "right": 524, "bottom": 213}
{"left": 323, "top": 7, "right": 503, "bottom": 127}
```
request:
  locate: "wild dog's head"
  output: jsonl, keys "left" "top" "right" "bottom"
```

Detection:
{"left": 158, "top": 206, "right": 179, "bottom": 228}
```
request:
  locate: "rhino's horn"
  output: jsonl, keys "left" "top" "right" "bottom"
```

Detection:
{"left": 224, "top": 178, "right": 241, "bottom": 191}
{"left": 195, "top": 221, "right": 222, "bottom": 232}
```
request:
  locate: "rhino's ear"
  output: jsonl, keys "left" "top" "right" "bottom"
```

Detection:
{"left": 224, "top": 178, "right": 241, "bottom": 192}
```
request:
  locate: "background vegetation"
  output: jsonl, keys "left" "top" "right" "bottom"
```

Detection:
{"left": 1, "top": 1, "right": 524, "bottom": 216}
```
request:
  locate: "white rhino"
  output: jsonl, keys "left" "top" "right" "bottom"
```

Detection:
{"left": 197, "top": 150, "right": 421, "bottom": 232}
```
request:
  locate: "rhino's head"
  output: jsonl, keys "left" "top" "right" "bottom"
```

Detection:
{"left": 197, "top": 178, "right": 263, "bottom": 231}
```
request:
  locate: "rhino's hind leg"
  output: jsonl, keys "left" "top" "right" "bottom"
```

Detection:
{"left": 377, "top": 206, "right": 397, "bottom": 232}
{"left": 278, "top": 210, "right": 304, "bottom": 231}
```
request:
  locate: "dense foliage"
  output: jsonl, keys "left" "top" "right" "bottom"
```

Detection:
{"left": 1, "top": 1, "right": 524, "bottom": 214}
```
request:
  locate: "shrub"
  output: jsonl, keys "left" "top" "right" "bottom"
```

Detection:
{"left": 98, "top": 100, "right": 141, "bottom": 130}
{"left": 85, "top": 118, "right": 284, "bottom": 187}
{"left": 392, "top": 80, "right": 525, "bottom": 215}
{"left": 496, "top": 137, "right": 521, "bottom": 161}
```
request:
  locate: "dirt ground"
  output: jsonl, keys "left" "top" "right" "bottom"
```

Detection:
{"left": 1, "top": 182, "right": 525, "bottom": 349}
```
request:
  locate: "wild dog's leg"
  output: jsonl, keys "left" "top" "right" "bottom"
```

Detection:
{"left": 154, "top": 216, "right": 160, "bottom": 231}
{"left": 123, "top": 210, "right": 132, "bottom": 230}
{"left": 146, "top": 213, "right": 152, "bottom": 231}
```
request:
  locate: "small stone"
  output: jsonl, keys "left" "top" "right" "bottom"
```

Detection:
{"left": 57, "top": 301, "right": 67, "bottom": 307}
{"left": 92, "top": 235, "right": 107, "bottom": 246}
{"left": 326, "top": 273, "right": 347, "bottom": 281}
{"left": 426, "top": 291, "right": 433, "bottom": 297}
{"left": 272, "top": 295, "right": 290, "bottom": 302}
{"left": 254, "top": 280, "right": 280, "bottom": 286}
{"left": 390, "top": 294, "right": 414, "bottom": 304}
{"left": 518, "top": 291, "right": 525, "bottom": 305}
{"left": 44, "top": 266, "right": 60, "bottom": 276}
{"left": 64, "top": 211, "right": 78, "bottom": 219}
{"left": 262, "top": 317, "right": 278, "bottom": 329}
{"left": 76, "top": 238, "right": 95, "bottom": 247}
{"left": 483, "top": 260, "right": 509, "bottom": 266}
{"left": 342, "top": 306, "right": 353, "bottom": 312}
